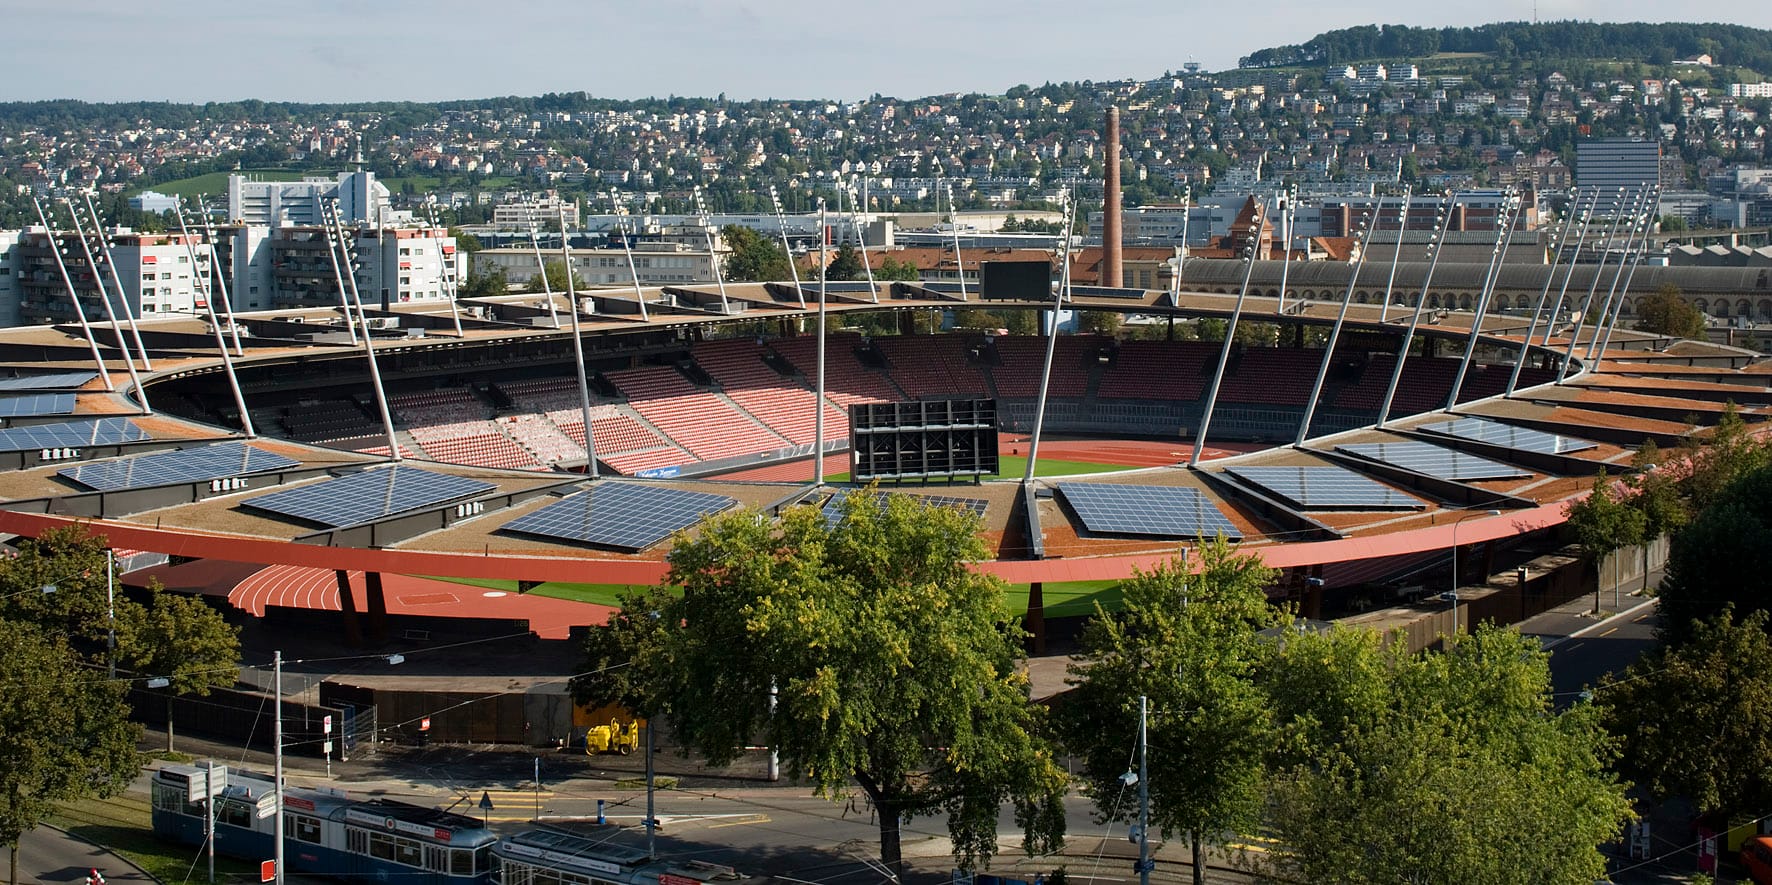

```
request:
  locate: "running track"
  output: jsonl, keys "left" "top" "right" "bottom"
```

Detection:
{"left": 714, "top": 437, "right": 1255, "bottom": 482}
{"left": 229, "top": 566, "right": 612, "bottom": 639}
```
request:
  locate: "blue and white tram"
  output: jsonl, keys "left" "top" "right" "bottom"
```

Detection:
{"left": 490, "top": 828, "right": 758, "bottom": 885}
{"left": 151, "top": 765, "right": 496, "bottom": 885}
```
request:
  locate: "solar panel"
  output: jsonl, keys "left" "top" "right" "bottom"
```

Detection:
{"left": 821, "top": 488, "right": 989, "bottom": 529}
{"left": 0, "top": 417, "right": 149, "bottom": 454}
{"left": 0, "top": 394, "right": 76, "bottom": 418}
{"left": 243, "top": 466, "right": 496, "bottom": 527}
{"left": 1068, "top": 285, "right": 1149, "bottom": 299}
{"left": 500, "top": 483, "right": 737, "bottom": 551}
{"left": 59, "top": 442, "right": 301, "bottom": 492}
{"left": 1334, "top": 441, "right": 1533, "bottom": 481}
{"left": 1417, "top": 417, "right": 1599, "bottom": 455}
{"left": 1057, "top": 482, "right": 1242, "bottom": 540}
{"left": 1223, "top": 465, "right": 1426, "bottom": 511}
{"left": 0, "top": 372, "right": 99, "bottom": 392}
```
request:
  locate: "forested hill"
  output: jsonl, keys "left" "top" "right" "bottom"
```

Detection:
{"left": 1239, "top": 22, "right": 1772, "bottom": 71}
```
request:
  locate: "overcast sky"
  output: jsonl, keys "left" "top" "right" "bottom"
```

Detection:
{"left": 3, "top": 1, "right": 1769, "bottom": 105}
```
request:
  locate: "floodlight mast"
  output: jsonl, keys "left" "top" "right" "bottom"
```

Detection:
{"left": 172, "top": 199, "right": 254, "bottom": 438}
{"left": 1557, "top": 187, "right": 1632, "bottom": 381}
{"left": 62, "top": 198, "right": 151, "bottom": 414}
{"left": 608, "top": 190, "right": 650, "bottom": 321}
{"left": 1446, "top": 188, "right": 1525, "bottom": 410}
{"left": 524, "top": 220, "right": 563, "bottom": 330}
{"left": 1296, "top": 201, "right": 1387, "bottom": 445}
{"left": 1594, "top": 186, "right": 1661, "bottom": 359}
{"left": 1274, "top": 184, "right": 1297, "bottom": 313}
{"left": 839, "top": 180, "right": 879, "bottom": 302}
{"left": 556, "top": 208, "right": 600, "bottom": 479}
{"left": 80, "top": 193, "right": 153, "bottom": 370}
{"left": 1191, "top": 207, "right": 1265, "bottom": 468}
{"left": 325, "top": 199, "right": 400, "bottom": 461}
{"left": 1024, "top": 187, "right": 1076, "bottom": 482}
{"left": 193, "top": 197, "right": 245, "bottom": 355}
{"left": 692, "top": 186, "right": 730, "bottom": 314}
{"left": 1377, "top": 188, "right": 1414, "bottom": 324}
{"left": 1507, "top": 187, "right": 1592, "bottom": 396}
{"left": 422, "top": 204, "right": 465, "bottom": 338}
{"left": 1588, "top": 186, "right": 1657, "bottom": 361}
{"left": 814, "top": 199, "right": 829, "bottom": 487}
{"left": 944, "top": 179, "right": 968, "bottom": 299}
{"left": 766, "top": 185, "right": 806, "bottom": 309}
{"left": 1376, "top": 191, "right": 1459, "bottom": 427}
{"left": 32, "top": 195, "right": 114, "bottom": 392}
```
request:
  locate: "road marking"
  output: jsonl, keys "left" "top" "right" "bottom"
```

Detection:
{"left": 1634, "top": 614, "right": 1651, "bottom": 623}
{"left": 1599, "top": 627, "right": 1619, "bottom": 637}
{"left": 707, "top": 814, "right": 770, "bottom": 829}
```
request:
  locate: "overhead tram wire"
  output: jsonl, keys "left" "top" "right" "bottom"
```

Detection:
{"left": 31, "top": 195, "right": 114, "bottom": 392}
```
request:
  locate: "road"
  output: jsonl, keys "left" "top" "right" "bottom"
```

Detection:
{"left": 11, "top": 826, "right": 153, "bottom": 885}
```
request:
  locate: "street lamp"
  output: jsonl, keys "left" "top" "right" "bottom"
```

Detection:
{"left": 1448, "top": 508, "right": 1503, "bottom": 639}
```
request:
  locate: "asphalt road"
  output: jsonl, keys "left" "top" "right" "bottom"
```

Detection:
{"left": 12, "top": 826, "right": 153, "bottom": 885}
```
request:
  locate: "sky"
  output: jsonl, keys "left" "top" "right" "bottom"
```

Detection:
{"left": 3, "top": 0, "right": 1771, "bottom": 105}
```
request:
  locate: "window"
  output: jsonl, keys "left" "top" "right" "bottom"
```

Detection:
{"left": 346, "top": 827, "right": 368, "bottom": 855}
{"left": 451, "top": 849, "right": 474, "bottom": 875}
{"left": 218, "top": 800, "right": 252, "bottom": 829}
{"left": 177, "top": 255, "right": 189, "bottom": 263}
{"left": 286, "top": 814, "right": 323, "bottom": 844}
{"left": 162, "top": 272, "right": 173, "bottom": 280}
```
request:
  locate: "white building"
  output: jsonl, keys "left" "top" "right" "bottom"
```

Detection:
{"left": 0, "top": 230, "right": 19, "bottom": 327}
{"left": 1730, "top": 83, "right": 1772, "bottom": 99}
{"left": 227, "top": 171, "right": 397, "bottom": 226}
{"left": 472, "top": 241, "right": 720, "bottom": 288}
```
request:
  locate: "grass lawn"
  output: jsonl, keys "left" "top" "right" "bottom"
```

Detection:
{"left": 136, "top": 169, "right": 304, "bottom": 199}
{"left": 414, "top": 576, "right": 660, "bottom": 607}
{"left": 50, "top": 791, "right": 257, "bottom": 885}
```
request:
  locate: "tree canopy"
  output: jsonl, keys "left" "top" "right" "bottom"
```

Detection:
{"left": 1601, "top": 607, "right": 1772, "bottom": 824}
{"left": 721, "top": 224, "right": 791, "bottom": 282}
{"left": 524, "top": 259, "right": 577, "bottom": 293}
{"left": 1564, "top": 473, "right": 1646, "bottom": 613}
{"left": 1635, "top": 285, "right": 1708, "bottom": 339}
{"left": 571, "top": 491, "right": 1066, "bottom": 877}
{"left": 824, "top": 243, "right": 863, "bottom": 281}
{"left": 1261, "top": 625, "right": 1634, "bottom": 884}
{"left": 1239, "top": 21, "right": 1772, "bottom": 70}
{"left": 1060, "top": 539, "right": 1280, "bottom": 885}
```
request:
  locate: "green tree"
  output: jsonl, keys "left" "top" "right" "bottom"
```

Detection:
{"left": 825, "top": 243, "right": 863, "bottom": 281}
{"left": 1075, "top": 311, "right": 1123, "bottom": 336}
{"left": 458, "top": 267, "right": 510, "bottom": 299}
{"left": 1634, "top": 284, "right": 1707, "bottom": 339}
{"left": 1060, "top": 539, "right": 1279, "bottom": 885}
{"left": 1658, "top": 461, "right": 1772, "bottom": 643}
{"left": 119, "top": 590, "right": 241, "bottom": 753}
{"left": 1565, "top": 473, "right": 1646, "bottom": 614}
{"left": 575, "top": 492, "right": 1066, "bottom": 877}
{"left": 1624, "top": 440, "right": 1688, "bottom": 595}
{"left": 1600, "top": 607, "right": 1772, "bottom": 826}
{"left": 447, "top": 227, "right": 483, "bottom": 253}
{"left": 875, "top": 256, "right": 921, "bottom": 282}
{"left": 1262, "top": 625, "right": 1633, "bottom": 884}
{"left": 1680, "top": 402, "right": 1770, "bottom": 511}
{"left": 524, "top": 259, "right": 576, "bottom": 293}
{"left": 721, "top": 224, "right": 791, "bottom": 282}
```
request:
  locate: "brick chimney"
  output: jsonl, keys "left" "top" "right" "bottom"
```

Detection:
{"left": 1102, "top": 106, "right": 1123, "bottom": 288}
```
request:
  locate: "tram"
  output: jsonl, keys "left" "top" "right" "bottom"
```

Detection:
{"left": 151, "top": 765, "right": 496, "bottom": 885}
{"left": 490, "top": 827, "right": 760, "bottom": 885}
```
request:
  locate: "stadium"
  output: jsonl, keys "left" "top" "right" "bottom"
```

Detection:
{"left": 0, "top": 259, "right": 1762, "bottom": 662}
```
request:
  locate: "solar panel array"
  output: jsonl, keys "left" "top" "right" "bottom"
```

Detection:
{"left": 1334, "top": 441, "right": 1533, "bottom": 482}
{"left": 243, "top": 466, "right": 497, "bottom": 527}
{"left": 0, "top": 417, "right": 148, "bottom": 454}
{"left": 60, "top": 442, "right": 301, "bottom": 492}
{"left": 821, "top": 488, "right": 990, "bottom": 528}
{"left": 1057, "top": 482, "right": 1243, "bottom": 540}
{"left": 501, "top": 483, "right": 737, "bottom": 551}
{"left": 0, "top": 372, "right": 99, "bottom": 392}
{"left": 1418, "top": 417, "right": 1599, "bottom": 455}
{"left": 0, "top": 394, "right": 76, "bottom": 419}
{"left": 1067, "top": 285, "right": 1149, "bottom": 300}
{"left": 1223, "top": 465, "right": 1426, "bottom": 511}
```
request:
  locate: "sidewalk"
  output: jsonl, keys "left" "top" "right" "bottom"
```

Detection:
{"left": 17, "top": 825, "right": 155, "bottom": 885}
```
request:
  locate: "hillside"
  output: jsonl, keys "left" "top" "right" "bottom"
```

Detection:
{"left": 1239, "top": 21, "right": 1772, "bottom": 72}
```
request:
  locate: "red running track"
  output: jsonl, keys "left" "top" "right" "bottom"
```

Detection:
{"left": 713, "top": 437, "right": 1253, "bottom": 482}
{"left": 229, "top": 565, "right": 613, "bottom": 639}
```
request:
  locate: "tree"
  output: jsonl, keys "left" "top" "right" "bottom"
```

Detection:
{"left": 119, "top": 590, "right": 241, "bottom": 753}
{"left": 825, "top": 243, "right": 863, "bottom": 281}
{"left": 875, "top": 255, "right": 921, "bottom": 282}
{"left": 1635, "top": 284, "right": 1707, "bottom": 339}
{"left": 1600, "top": 608, "right": 1772, "bottom": 826}
{"left": 458, "top": 267, "right": 509, "bottom": 299}
{"left": 524, "top": 259, "right": 576, "bottom": 293}
{"left": 574, "top": 492, "right": 1066, "bottom": 877}
{"left": 1658, "top": 462, "right": 1772, "bottom": 643}
{"left": 721, "top": 224, "right": 791, "bottom": 282}
{"left": 1075, "top": 311, "right": 1123, "bottom": 336}
{"left": 1060, "top": 539, "right": 1279, "bottom": 885}
{"left": 447, "top": 227, "right": 483, "bottom": 253}
{"left": 1262, "top": 625, "right": 1633, "bottom": 884}
{"left": 1624, "top": 440, "right": 1688, "bottom": 596}
{"left": 1564, "top": 473, "right": 1646, "bottom": 614}
{"left": 1680, "top": 402, "right": 1770, "bottom": 511}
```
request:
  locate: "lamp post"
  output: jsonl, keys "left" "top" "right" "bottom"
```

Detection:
{"left": 1447, "top": 508, "right": 1502, "bottom": 641}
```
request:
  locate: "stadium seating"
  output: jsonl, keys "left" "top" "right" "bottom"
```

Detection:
{"left": 605, "top": 365, "right": 791, "bottom": 462}
{"left": 989, "top": 335, "right": 1095, "bottom": 398}
{"left": 1218, "top": 347, "right": 1324, "bottom": 406}
{"left": 768, "top": 333, "right": 902, "bottom": 407}
{"left": 1098, "top": 340, "right": 1215, "bottom": 400}
{"left": 873, "top": 335, "right": 990, "bottom": 399}
{"left": 502, "top": 413, "right": 585, "bottom": 463}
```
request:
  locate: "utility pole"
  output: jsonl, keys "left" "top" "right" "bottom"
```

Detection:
{"left": 1137, "top": 695, "right": 1152, "bottom": 885}
{"left": 273, "top": 651, "right": 285, "bottom": 885}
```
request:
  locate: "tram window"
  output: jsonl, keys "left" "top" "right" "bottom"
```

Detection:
{"left": 395, "top": 839, "right": 423, "bottom": 868}
{"left": 219, "top": 801, "right": 253, "bottom": 829}
{"left": 476, "top": 847, "right": 491, "bottom": 875}
{"left": 452, "top": 850, "right": 473, "bottom": 875}
{"left": 369, "top": 833, "right": 397, "bottom": 861}
{"left": 347, "top": 828, "right": 368, "bottom": 855}
{"left": 285, "top": 815, "right": 323, "bottom": 845}
{"left": 499, "top": 861, "right": 531, "bottom": 885}
{"left": 426, "top": 846, "right": 447, "bottom": 872}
